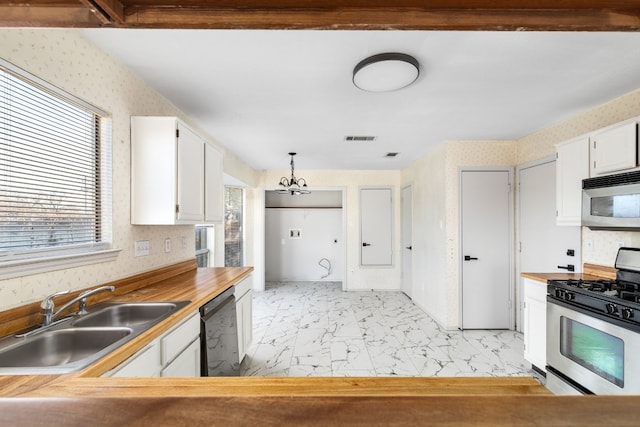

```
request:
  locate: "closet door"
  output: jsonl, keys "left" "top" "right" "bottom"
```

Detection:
{"left": 360, "top": 187, "right": 393, "bottom": 266}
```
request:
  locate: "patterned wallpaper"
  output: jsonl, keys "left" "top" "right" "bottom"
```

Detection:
{"left": 517, "top": 89, "right": 640, "bottom": 165}
{"left": 517, "top": 88, "right": 640, "bottom": 266}
{"left": 0, "top": 29, "right": 225, "bottom": 311}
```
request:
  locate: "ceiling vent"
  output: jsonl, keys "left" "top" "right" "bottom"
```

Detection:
{"left": 385, "top": 152, "right": 399, "bottom": 158}
{"left": 345, "top": 136, "right": 377, "bottom": 142}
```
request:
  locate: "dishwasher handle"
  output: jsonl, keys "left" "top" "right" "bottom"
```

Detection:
{"left": 200, "top": 287, "right": 236, "bottom": 320}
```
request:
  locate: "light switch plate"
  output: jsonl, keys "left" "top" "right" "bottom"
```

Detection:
{"left": 135, "top": 240, "right": 150, "bottom": 257}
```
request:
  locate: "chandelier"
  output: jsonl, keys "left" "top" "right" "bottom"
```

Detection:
{"left": 277, "top": 152, "right": 310, "bottom": 195}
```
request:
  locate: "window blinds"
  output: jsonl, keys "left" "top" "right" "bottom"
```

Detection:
{"left": 0, "top": 65, "right": 103, "bottom": 254}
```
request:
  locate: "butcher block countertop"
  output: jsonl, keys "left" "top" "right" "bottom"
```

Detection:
{"left": 522, "top": 262, "right": 617, "bottom": 283}
{"left": 2, "top": 261, "right": 640, "bottom": 426}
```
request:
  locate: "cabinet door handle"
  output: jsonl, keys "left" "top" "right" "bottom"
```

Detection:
{"left": 557, "top": 264, "right": 575, "bottom": 272}
{"left": 405, "top": 246, "right": 412, "bottom": 250}
{"left": 362, "top": 242, "right": 371, "bottom": 247}
{"left": 464, "top": 255, "right": 478, "bottom": 261}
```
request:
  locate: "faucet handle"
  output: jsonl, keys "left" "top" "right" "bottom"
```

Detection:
{"left": 40, "top": 289, "right": 70, "bottom": 310}
{"left": 77, "top": 285, "right": 115, "bottom": 314}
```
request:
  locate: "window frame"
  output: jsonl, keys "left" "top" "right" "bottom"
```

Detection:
{"left": 0, "top": 59, "right": 118, "bottom": 280}
{"left": 224, "top": 185, "right": 245, "bottom": 267}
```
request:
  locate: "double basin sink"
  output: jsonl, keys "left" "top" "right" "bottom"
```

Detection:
{"left": 0, "top": 300, "right": 190, "bottom": 375}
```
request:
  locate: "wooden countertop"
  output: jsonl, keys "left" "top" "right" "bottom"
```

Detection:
{"left": 2, "top": 262, "right": 640, "bottom": 426}
{"left": 4, "top": 394, "right": 640, "bottom": 427}
{"left": 0, "top": 262, "right": 253, "bottom": 393}
{"left": 522, "top": 262, "right": 617, "bottom": 283}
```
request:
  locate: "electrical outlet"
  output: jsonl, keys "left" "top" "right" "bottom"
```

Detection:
{"left": 135, "top": 240, "right": 150, "bottom": 257}
{"left": 164, "top": 238, "right": 172, "bottom": 253}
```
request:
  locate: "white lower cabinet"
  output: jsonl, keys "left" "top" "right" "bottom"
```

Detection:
{"left": 161, "top": 338, "right": 200, "bottom": 377}
{"left": 523, "top": 278, "right": 547, "bottom": 372}
{"left": 104, "top": 311, "right": 200, "bottom": 378}
{"left": 234, "top": 277, "right": 253, "bottom": 362}
{"left": 104, "top": 341, "right": 162, "bottom": 378}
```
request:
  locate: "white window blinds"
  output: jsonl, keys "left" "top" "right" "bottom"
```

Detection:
{"left": 0, "top": 62, "right": 106, "bottom": 255}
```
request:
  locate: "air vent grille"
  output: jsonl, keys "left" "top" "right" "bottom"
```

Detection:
{"left": 345, "top": 136, "right": 377, "bottom": 142}
{"left": 583, "top": 170, "right": 640, "bottom": 189}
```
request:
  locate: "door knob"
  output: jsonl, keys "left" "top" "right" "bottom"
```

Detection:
{"left": 362, "top": 242, "right": 371, "bottom": 247}
{"left": 464, "top": 255, "right": 478, "bottom": 261}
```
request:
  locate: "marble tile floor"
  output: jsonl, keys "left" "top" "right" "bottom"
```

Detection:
{"left": 241, "top": 281, "right": 534, "bottom": 378}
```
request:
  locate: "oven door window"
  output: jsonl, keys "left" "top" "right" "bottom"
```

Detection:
{"left": 560, "top": 316, "right": 624, "bottom": 387}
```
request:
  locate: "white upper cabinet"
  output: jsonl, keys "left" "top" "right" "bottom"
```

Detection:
{"left": 556, "top": 136, "right": 589, "bottom": 226}
{"left": 176, "top": 123, "right": 205, "bottom": 222}
{"left": 131, "top": 116, "right": 223, "bottom": 225}
{"left": 204, "top": 143, "right": 224, "bottom": 223}
{"left": 590, "top": 121, "right": 638, "bottom": 176}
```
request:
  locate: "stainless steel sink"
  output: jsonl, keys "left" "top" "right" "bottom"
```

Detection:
{"left": 72, "top": 302, "right": 185, "bottom": 328}
{"left": 0, "top": 327, "right": 131, "bottom": 371}
{"left": 0, "top": 300, "right": 190, "bottom": 375}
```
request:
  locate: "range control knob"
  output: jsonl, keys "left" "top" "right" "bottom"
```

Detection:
{"left": 606, "top": 303, "right": 618, "bottom": 315}
{"left": 564, "top": 292, "right": 575, "bottom": 301}
{"left": 622, "top": 308, "right": 634, "bottom": 320}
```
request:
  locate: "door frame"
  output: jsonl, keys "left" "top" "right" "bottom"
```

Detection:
{"left": 260, "top": 186, "right": 348, "bottom": 291}
{"left": 458, "top": 166, "right": 515, "bottom": 330}
{"left": 401, "top": 183, "right": 413, "bottom": 298}
{"left": 515, "top": 155, "right": 556, "bottom": 332}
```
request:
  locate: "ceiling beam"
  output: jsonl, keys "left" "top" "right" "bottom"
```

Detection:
{"left": 1, "top": 1, "right": 640, "bottom": 30}
{"left": 78, "top": 0, "right": 126, "bottom": 25}
{"left": 122, "top": 7, "right": 640, "bottom": 31}
{"left": 0, "top": 5, "right": 105, "bottom": 27}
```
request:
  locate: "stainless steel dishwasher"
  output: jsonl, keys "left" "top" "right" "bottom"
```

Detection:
{"left": 200, "top": 287, "right": 240, "bottom": 376}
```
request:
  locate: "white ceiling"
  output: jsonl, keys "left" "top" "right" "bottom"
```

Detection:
{"left": 83, "top": 29, "right": 640, "bottom": 171}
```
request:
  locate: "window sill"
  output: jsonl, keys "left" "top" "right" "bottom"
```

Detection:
{"left": 0, "top": 248, "right": 121, "bottom": 281}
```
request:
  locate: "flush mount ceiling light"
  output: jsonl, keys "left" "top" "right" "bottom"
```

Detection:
{"left": 353, "top": 53, "right": 420, "bottom": 92}
{"left": 277, "top": 152, "right": 310, "bottom": 196}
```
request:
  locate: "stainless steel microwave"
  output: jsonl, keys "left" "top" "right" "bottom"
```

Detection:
{"left": 582, "top": 170, "right": 640, "bottom": 230}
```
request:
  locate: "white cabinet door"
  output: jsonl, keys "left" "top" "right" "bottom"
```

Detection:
{"left": 176, "top": 123, "right": 205, "bottom": 222}
{"left": 523, "top": 278, "right": 547, "bottom": 372}
{"left": 556, "top": 137, "right": 589, "bottom": 226}
{"left": 235, "top": 277, "right": 253, "bottom": 362}
{"left": 105, "top": 342, "right": 161, "bottom": 378}
{"left": 161, "top": 338, "right": 200, "bottom": 377}
{"left": 161, "top": 312, "right": 201, "bottom": 365}
{"left": 106, "top": 311, "right": 201, "bottom": 378}
{"left": 360, "top": 187, "right": 393, "bottom": 266}
{"left": 204, "top": 143, "right": 224, "bottom": 223}
{"left": 591, "top": 121, "right": 638, "bottom": 176}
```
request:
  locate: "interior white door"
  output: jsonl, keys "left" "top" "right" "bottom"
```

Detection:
{"left": 461, "top": 170, "right": 512, "bottom": 330}
{"left": 401, "top": 185, "right": 413, "bottom": 297}
{"left": 518, "top": 159, "right": 581, "bottom": 330}
{"left": 360, "top": 187, "right": 392, "bottom": 266}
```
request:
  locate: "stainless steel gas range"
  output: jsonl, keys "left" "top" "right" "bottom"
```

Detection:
{"left": 546, "top": 247, "right": 640, "bottom": 395}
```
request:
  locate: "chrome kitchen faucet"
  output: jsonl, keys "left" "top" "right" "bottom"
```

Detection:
{"left": 40, "top": 286, "right": 115, "bottom": 327}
